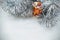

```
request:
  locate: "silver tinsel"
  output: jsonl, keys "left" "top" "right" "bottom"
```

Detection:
{"left": 0, "top": 0, "right": 60, "bottom": 27}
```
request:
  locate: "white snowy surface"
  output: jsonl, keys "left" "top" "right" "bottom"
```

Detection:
{"left": 0, "top": 6, "right": 60, "bottom": 40}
